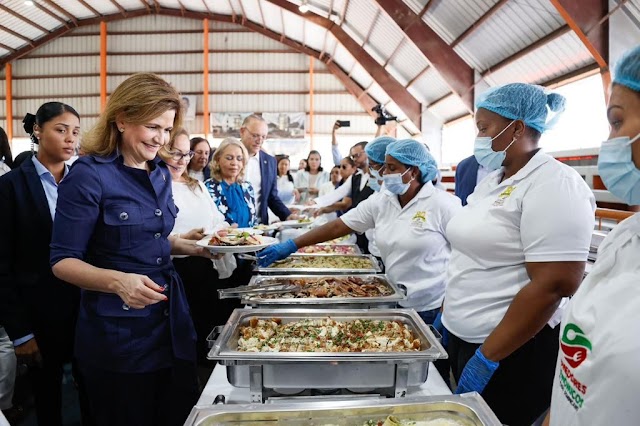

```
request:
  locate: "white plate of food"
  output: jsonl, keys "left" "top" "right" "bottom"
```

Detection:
{"left": 278, "top": 218, "right": 315, "bottom": 228}
{"left": 253, "top": 223, "right": 281, "bottom": 232}
{"left": 196, "top": 232, "right": 278, "bottom": 253}
{"left": 223, "top": 227, "right": 264, "bottom": 236}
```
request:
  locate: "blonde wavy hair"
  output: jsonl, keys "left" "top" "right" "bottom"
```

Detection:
{"left": 210, "top": 137, "right": 248, "bottom": 183}
{"left": 158, "top": 127, "right": 201, "bottom": 192}
{"left": 81, "top": 73, "right": 183, "bottom": 156}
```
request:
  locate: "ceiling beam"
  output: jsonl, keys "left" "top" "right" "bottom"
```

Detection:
{"left": 405, "top": 65, "right": 429, "bottom": 88}
{"left": 43, "top": 0, "right": 78, "bottom": 26}
{"left": 109, "top": 0, "right": 128, "bottom": 17}
{"left": 32, "top": 2, "right": 71, "bottom": 28}
{"left": 0, "top": 6, "right": 410, "bottom": 131}
{"left": 265, "top": 0, "right": 421, "bottom": 128}
{"left": 374, "top": 0, "right": 474, "bottom": 113}
{"left": 75, "top": 0, "right": 102, "bottom": 17}
{"left": 0, "top": 42, "right": 16, "bottom": 53}
{"left": 257, "top": 0, "right": 267, "bottom": 28}
{"left": 550, "top": 0, "right": 608, "bottom": 69}
{"left": 0, "top": 4, "right": 50, "bottom": 33}
{"left": 137, "top": 0, "right": 151, "bottom": 12}
{"left": 451, "top": 0, "right": 508, "bottom": 47}
{"left": 361, "top": 10, "right": 380, "bottom": 47}
{"left": 0, "top": 24, "right": 36, "bottom": 46}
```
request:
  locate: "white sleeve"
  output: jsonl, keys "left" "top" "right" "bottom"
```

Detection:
{"left": 340, "top": 192, "right": 378, "bottom": 233}
{"left": 521, "top": 178, "right": 596, "bottom": 262}
{"left": 437, "top": 193, "right": 463, "bottom": 236}
{"left": 294, "top": 171, "right": 307, "bottom": 188}
{"left": 313, "top": 175, "right": 352, "bottom": 208}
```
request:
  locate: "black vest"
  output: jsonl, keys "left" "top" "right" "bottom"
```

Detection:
{"left": 349, "top": 173, "right": 374, "bottom": 253}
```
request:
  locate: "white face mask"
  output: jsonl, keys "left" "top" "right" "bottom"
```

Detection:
{"left": 473, "top": 120, "right": 517, "bottom": 171}
{"left": 598, "top": 133, "right": 640, "bottom": 205}
{"left": 382, "top": 167, "right": 413, "bottom": 195}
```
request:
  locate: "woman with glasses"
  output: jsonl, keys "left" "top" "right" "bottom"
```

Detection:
{"left": 294, "top": 150, "right": 330, "bottom": 203}
{"left": 187, "top": 137, "right": 211, "bottom": 181}
{"left": 159, "top": 128, "right": 236, "bottom": 383}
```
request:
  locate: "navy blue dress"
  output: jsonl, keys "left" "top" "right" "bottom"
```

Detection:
{"left": 50, "top": 153, "right": 196, "bottom": 373}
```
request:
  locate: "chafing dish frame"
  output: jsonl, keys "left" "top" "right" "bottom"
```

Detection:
{"left": 255, "top": 254, "right": 383, "bottom": 275}
{"left": 242, "top": 274, "right": 405, "bottom": 308}
{"left": 207, "top": 308, "right": 447, "bottom": 402}
{"left": 184, "top": 393, "right": 502, "bottom": 426}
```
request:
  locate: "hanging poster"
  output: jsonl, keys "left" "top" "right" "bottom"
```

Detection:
{"left": 211, "top": 112, "right": 306, "bottom": 139}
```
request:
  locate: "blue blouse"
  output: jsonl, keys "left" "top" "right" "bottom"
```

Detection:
{"left": 50, "top": 153, "right": 196, "bottom": 373}
{"left": 204, "top": 178, "right": 257, "bottom": 227}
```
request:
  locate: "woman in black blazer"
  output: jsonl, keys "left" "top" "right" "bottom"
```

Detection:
{"left": 0, "top": 102, "right": 90, "bottom": 426}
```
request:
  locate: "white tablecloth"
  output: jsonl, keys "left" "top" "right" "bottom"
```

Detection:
{"left": 198, "top": 363, "right": 451, "bottom": 405}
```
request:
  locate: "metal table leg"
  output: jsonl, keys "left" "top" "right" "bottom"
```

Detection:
{"left": 394, "top": 364, "right": 409, "bottom": 398}
{"left": 249, "top": 365, "right": 264, "bottom": 403}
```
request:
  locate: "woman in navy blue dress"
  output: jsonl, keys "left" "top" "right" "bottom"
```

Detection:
{"left": 50, "top": 73, "right": 213, "bottom": 426}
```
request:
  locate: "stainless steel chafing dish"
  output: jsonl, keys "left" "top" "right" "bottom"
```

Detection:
{"left": 207, "top": 309, "right": 446, "bottom": 402}
{"left": 238, "top": 274, "right": 405, "bottom": 309}
{"left": 255, "top": 254, "right": 383, "bottom": 275}
{"left": 185, "top": 393, "right": 501, "bottom": 425}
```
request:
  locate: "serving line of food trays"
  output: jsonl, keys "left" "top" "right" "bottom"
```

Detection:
{"left": 219, "top": 274, "right": 406, "bottom": 309}
{"left": 254, "top": 254, "right": 383, "bottom": 275}
{"left": 186, "top": 393, "right": 501, "bottom": 426}
{"left": 206, "top": 308, "right": 446, "bottom": 403}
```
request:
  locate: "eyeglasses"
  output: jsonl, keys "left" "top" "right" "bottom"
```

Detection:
{"left": 246, "top": 130, "right": 266, "bottom": 141}
{"left": 166, "top": 149, "right": 195, "bottom": 161}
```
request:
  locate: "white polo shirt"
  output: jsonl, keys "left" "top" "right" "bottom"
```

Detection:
{"left": 549, "top": 213, "right": 640, "bottom": 426}
{"left": 442, "top": 150, "right": 595, "bottom": 343}
{"left": 341, "top": 182, "right": 462, "bottom": 311}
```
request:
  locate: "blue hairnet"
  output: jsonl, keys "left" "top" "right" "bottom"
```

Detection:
{"left": 613, "top": 45, "right": 640, "bottom": 92}
{"left": 476, "top": 83, "right": 566, "bottom": 133}
{"left": 385, "top": 139, "right": 438, "bottom": 184}
{"left": 365, "top": 136, "right": 396, "bottom": 164}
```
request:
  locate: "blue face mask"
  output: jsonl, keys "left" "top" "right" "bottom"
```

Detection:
{"left": 367, "top": 176, "right": 381, "bottom": 192}
{"left": 598, "top": 133, "right": 640, "bottom": 205}
{"left": 382, "top": 167, "right": 413, "bottom": 195}
{"left": 474, "top": 120, "right": 517, "bottom": 171}
{"left": 369, "top": 166, "right": 383, "bottom": 180}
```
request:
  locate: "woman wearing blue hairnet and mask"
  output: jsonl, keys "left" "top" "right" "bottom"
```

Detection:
{"left": 442, "top": 83, "right": 596, "bottom": 425}
{"left": 260, "top": 139, "right": 462, "bottom": 322}
{"left": 543, "top": 46, "right": 640, "bottom": 426}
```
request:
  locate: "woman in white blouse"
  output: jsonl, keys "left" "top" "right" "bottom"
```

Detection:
{"left": 276, "top": 155, "right": 299, "bottom": 205}
{"left": 294, "top": 150, "right": 329, "bottom": 203}
{"left": 159, "top": 128, "right": 236, "bottom": 374}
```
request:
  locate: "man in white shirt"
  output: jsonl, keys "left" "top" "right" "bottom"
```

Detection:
{"left": 239, "top": 115, "right": 292, "bottom": 224}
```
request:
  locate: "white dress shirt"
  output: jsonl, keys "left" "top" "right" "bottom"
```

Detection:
{"left": 245, "top": 153, "right": 262, "bottom": 216}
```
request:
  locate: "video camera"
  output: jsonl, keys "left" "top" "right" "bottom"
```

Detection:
{"left": 372, "top": 104, "right": 398, "bottom": 126}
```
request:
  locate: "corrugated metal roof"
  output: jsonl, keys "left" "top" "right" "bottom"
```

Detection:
{"left": 239, "top": 0, "right": 264, "bottom": 24}
{"left": 482, "top": 31, "right": 593, "bottom": 87}
{"left": 424, "top": 0, "right": 495, "bottom": 44}
{"left": 7, "top": 0, "right": 67, "bottom": 31}
{"left": 409, "top": 66, "right": 452, "bottom": 104}
{"left": 344, "top": 0, "right": 378, "bottom": 42}
{"left": 281, "top": 9, "right": 305, "bottom": 44}
{"left": 207, "top": 0, "right": 234, "bottom": 15}
{"left": 348, "top": 62, "right": 375, "bottom": 90}
{"left": 387, "top": 40, "right": 430, "bottom": 85}
{"left": 305, "top": 22, "right": 328, "bottom": 52}
{"left": 367, "top": 82, "right": 391, "bottom": 105}
{"left": 367, "top": 11, "right": 404, "bottom": 59}
{"left": 260, "top": 0, "right": 284, "bottom": 34}
{"left": 427, "top": 93, "right": 469, "bottom": 122}
{"left": 454, "top": 0, "right": 565, "bottom": 71}
{"left": 52, "top": 0, "right": 98, "bottom": 18}
{"left": 403, "top": 0, "right": 430, "bottom": 15}
{"left": 622, "top": 0, "right": 640, "bottom": 23}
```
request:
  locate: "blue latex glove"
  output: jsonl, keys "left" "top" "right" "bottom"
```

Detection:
{"left": 455, "top": 347, "right": 499, "bottom": 394}
{"left": 432, "top": 311, "right": 449, "bottom": 347}
{"left": 257, "top": 239, "right": 298, "bottom": 267}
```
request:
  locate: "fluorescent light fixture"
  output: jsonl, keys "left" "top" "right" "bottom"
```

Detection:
{"left": 25, "top": 0, "right": 34, "bottom": 5}
{"left": 299, "top": 0, "right": 309, "bottom": 13}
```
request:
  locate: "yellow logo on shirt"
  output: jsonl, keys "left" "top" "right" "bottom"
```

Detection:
{"left": 493, "top": 185, "right": 516, "bottom": 207}
{"left": 411, "top": 211, "right": 427, "bottom": 229}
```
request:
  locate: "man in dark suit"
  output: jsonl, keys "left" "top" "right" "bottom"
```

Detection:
{"left": 240, "top": 114, "right": 293, "bottom": 224}
{"left": 454, "top": 154, "right": 490, "bottom": 206}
